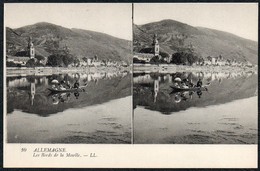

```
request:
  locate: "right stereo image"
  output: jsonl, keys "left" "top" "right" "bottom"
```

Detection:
{"left": 133, "top": 3, "right": 258, "bottom": 144}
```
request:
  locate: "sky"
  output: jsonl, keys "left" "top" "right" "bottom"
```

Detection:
{"left": 134, "top": 3, "right": 258, "bottom": 41}
{"left": 5, "top": 3, "right": 132, "bottom": 40}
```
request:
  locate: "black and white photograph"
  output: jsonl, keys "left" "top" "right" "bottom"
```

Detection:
{"left": 5, "top": 3, "right": 132, "bottom": 144}
{"left": 133, "top": 3, "right": 258, "bottom": 144}
{"left": 3, "top": 2, "right": 258, "bottom": 169}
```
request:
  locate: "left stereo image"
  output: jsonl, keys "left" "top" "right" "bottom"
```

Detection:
{"left": 4, "top": 3, "right": 133, "bottom": 144}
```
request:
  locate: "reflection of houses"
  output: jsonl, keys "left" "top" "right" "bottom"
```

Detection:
{"left": 134, "top": 74, "right": 174, "bottom": 84}
{"left": 134, "top": 74, "right": 161, "bottom": 103}
{"left": 7, "top": 77, "right": 30, "bottom": 88}
{"left": 67, "top": 71, "right": 128, "bottom": 82}
{"left": 7, "top": 37, "right": 35, "bottom": 66}
{"left": 198, "top": 71, "right": 250, "bottom": 81}
{"left": 7, "top": 76, "right": 36, "bottom": 106}
{"left": 133, "top": 74, "right": 153, "bottom": 84}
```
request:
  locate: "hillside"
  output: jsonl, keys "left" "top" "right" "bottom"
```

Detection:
{"left": 6, "top": 22, "right": 132, "bottom": 63}
{"left": 134, "top": 19, "right": 258, "bottom": 64}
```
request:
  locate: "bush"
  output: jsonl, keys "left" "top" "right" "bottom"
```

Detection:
{"left": 133, "top": 57, "right": 146, "bottom": 64}
{"left": 6, "top": 61, "right": 17, "bottom": 67}
{"left": 171, "top": 52, "right": 198, "bottom": 65}
{"left": 35, "top": 55, "right": 46, "bottom": 61}
{"left": 26, "top": 59, "right": 37, "bottom": 67}
{"left": 47, "top": 54, "right": 75, "bottom": 67}
{"left": 150, "top": 56, "right": 166, "bottom": 64}
{"left": 26, "top": 58, "right": 45, "bottom": 67}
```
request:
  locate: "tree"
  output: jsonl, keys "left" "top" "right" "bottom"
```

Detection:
{"left": 171, "top": 52, "right": 198, "bottom": 65}
{"left": 171, "top": 52, "right": 187, "bottom": 65}
{"left": 73, "top": 58, "right": 80, "bottom": 67}
{"left": 187, "top": 53, "right": 198, "bottom": 65}
{"left": 133, "top": 57, "right": 145, "bottom": 64}
{"left": 82, "top": 57, "right": 88, "bottom": 62}
{"left": 15, "top": 51, "right": 28, "bottom": 56}
{"left": 6, "top": 61, "right": 17, "bottom": 67}
{"left": 35, "top": 55, "right": 45, "bottom": 62}
{"left": 94, "top": 55, "right": 98, "bottom": 61}
{"left": 47, "top": 53, "right": 75, "bottom": 67}
{"left": 46, "top": 54, "right": 64, "bottom": 67}
{"left": 159, "top": 51, "right": 170, "bottom": 58}
{"left": 63, "top": 55, "right": 74, "bottom": 66}
{"left": 26, "top": 59, "right": 37, "bottom": 67}
{"left": 198, "top": 57, "right": 204, "bottom": 65}
{"left": 150, "top": 56, "right": 166, "bottom": 64}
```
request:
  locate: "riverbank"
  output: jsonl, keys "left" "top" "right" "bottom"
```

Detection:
{"left": 6, "top": 66, "right": 131, "bottom": 77}
{"left": 134, "top": 64, "right": 257, "bottom": 73}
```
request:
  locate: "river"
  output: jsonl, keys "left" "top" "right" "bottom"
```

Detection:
{"left": 6, "top": 71, "right": 132, "bottom": 143}
{"left": 133, "top": 71, "right": 257, "bottom": 144}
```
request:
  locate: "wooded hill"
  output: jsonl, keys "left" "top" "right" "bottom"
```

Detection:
{"left": 134, "top": 19, "right": 257, "bottom": 64}
{"left": 6, "top": 22, "right": 132, "bottom": 64}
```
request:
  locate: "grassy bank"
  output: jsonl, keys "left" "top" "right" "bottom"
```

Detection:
{"left": 6, "top": 66, "right": 131, "bottom": 77}
{"left": 133, "top": 64, "right": 257, "bottom": 73}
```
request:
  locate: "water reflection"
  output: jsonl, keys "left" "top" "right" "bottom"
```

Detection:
{"left": 133, "top": 71, "right": 257, "bottom": 114}
{"left": 134, "top": 71, "right": 257, "bottom": 144}
{"left": 7, "top": 71, "right": 131, "bottom": 143}
{"left": 7, "top": 71, "right": 130, "bottom": 116}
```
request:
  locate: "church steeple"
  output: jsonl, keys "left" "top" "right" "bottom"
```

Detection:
{"left": 28, "top": 36, "right": 35, "bottom": 59}
{"left": 152, "top": 34, "right": 159, "bottom": 56}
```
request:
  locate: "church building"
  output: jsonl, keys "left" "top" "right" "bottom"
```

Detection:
{"left": 7, "top": 36, "right": 35, "bottom": 66}
{"left": 133, "top": 34, "right": 161, "bottom": 63}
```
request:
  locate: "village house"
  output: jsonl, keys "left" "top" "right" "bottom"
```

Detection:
{"left": 133, "top": 53, "right": 154, "bottom": 63}
{"left": 79, "top": 59, "right": 88, "bottom": 67}
{"left": 202, "top": 55, "right": 229, "bottom": 66}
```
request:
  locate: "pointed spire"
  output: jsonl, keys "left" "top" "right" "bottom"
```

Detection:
{"left": 28, "top": 36, "right": 33, "bottom": 48}
{"left": 153, "top": 33, "right": 158, "bottom": 45}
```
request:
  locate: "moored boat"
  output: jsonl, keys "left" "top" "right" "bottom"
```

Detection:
{"left": 170, "top": 86, "right": 208, "bottom": 92}
{"left": 47, "top": 85, "right": 87, "bottom": 93}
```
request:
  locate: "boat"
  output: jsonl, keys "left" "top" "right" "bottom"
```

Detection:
{"left": 47, "top": 85, "right": 87, "bottom": 93}
{"left": 170, "top": 86, "right": 208, "bottom": 92}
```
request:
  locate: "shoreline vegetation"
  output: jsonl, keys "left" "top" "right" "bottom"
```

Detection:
{"left": 133, "top": 64, "right": 257, "bottom": 73}
{"left": 6, "top": 66, "right": 132, "bottom": 77}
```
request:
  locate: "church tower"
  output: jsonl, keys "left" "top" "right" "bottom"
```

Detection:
{"left": 152, "top": 34, "right": 159, "bottom": 56}
{"left": 28, "top": 36, "right": 35, "bottom": 59}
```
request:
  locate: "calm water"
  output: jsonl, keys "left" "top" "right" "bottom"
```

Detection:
{"left": 7, "top": 71, "right": 131, "bottom": 143}
{"left": 133, "top": 71, "right": 258, "bottom": 144}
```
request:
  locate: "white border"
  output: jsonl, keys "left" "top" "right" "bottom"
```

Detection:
{"left": 3, "top": 3, "right": 258, "bottom": 168}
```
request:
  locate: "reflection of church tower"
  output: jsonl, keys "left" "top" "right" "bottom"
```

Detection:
{"left": 30, "top": 82, "right": 36, "bottom": 106}
{"left": 153, "top": 79, "right": 159, "bottom": 103}
{"left": 152, "top": 34, "right": 159, "bottom": 56}
{"left": 28, "top": 36, "right": 35, "bottom": 59}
